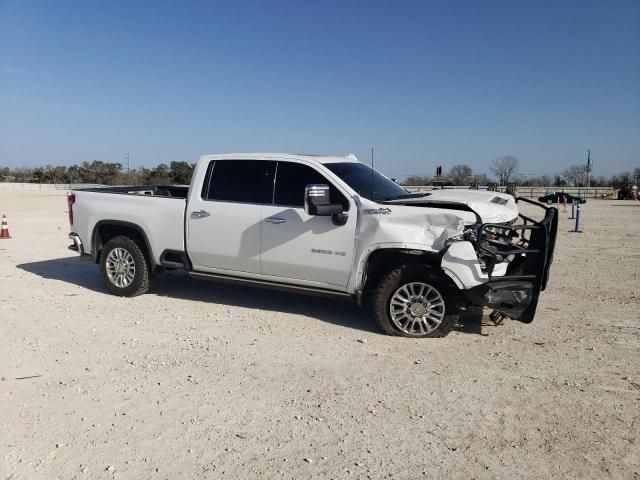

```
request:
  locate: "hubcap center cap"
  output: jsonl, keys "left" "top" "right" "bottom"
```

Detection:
{"left": 409, "top": 303, "right": 426, "bottom": 317}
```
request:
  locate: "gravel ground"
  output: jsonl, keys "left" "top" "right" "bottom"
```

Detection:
{"left": 0, "top": 190, "right": 638, "bottom": 480}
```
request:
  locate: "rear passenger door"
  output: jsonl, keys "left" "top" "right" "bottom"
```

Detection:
{"left": 260, "top": 161, "right": 357, "bottom": 287}
{"left": 187, "top": 160, "right": 275, "bottom": 274}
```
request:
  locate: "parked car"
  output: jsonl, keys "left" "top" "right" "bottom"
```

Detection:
{"left": 538, "top": 192, "right": 586, "bottom": 205}
{"left": 67, "top": 153, "right": 557, "bottom": 338}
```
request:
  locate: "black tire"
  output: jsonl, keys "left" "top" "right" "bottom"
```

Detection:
{"left": 372, "top": 264, "right": 459, "bottom": 338}
{"left": 100, "top": 235, "right": 152, "bottom": 297}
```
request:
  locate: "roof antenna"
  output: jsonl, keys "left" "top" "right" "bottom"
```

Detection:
{"left": 370, "top": 147, "right": 374, "bottom": 199}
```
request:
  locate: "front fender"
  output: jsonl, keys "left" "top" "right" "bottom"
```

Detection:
{"left": 348, "top": 243, "right": 444, "bottom": 294}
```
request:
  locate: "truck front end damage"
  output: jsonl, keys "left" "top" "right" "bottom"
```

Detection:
{"left": 357, "top": 192, "right": 557, "bottom": 324}
{"left": 442, "top": 198, "right": 558, "bottom": 322}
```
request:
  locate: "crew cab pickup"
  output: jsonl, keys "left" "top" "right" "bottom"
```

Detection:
{"left": 67, "top": 153, "right": 557, "bottom": 338}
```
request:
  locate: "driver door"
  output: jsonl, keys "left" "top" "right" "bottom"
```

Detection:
{"left": 260, "top": 161, "right": 356, "bottom": 287}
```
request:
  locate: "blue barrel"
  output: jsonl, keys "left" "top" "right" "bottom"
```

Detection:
{"left": 570, "top": 200, "right": 575, "bottom": 219}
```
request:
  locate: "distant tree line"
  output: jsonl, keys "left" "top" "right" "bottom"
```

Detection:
{"left": 0, "top": 156, "right": 638, "bottom": 188}
{"left": 403, "top": 156, "right": 639, "bottom": 188}
{"left": 0, "top": 160, "right": 195, "bottom": 186}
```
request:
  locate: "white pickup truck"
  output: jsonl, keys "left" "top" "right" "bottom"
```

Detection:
{"left": 67, "top": 153, "right": 557, "bottom": 338}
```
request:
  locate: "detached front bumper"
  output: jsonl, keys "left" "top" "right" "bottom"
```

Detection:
{"left": 462, "top": 198, "right": 558, "bottom": 323}
{"left": 465, "top": 280, "right": 534, "bottom": 319}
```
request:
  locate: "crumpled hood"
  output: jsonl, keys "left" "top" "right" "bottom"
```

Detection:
{"left": 387, "top": 189, "right": 519, "bottom": 224}
{"left": 352, "top": 192, "right": 519, "bottom": 260}
{"left": 356, "top": 200, "right": 476, "bottom": 252}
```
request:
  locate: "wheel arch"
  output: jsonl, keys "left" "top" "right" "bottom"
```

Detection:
{"left": 92, "top": 220, "right": 155, "bottom": 269}
{"left": 358, "top": 248, "right": 452, "bottom": 298}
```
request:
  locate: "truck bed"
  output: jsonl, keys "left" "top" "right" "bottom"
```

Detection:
{"left": 78, "top": 185, "right": 189, "bottom": 199}
{"left": 71, "top": 186, "right": 188, "bottom": 265}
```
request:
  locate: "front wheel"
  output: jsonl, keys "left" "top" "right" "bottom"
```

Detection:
{"left": 372, "top": 265, "right": 459, "bottom": 338}
{"left": 100, "top": 235, "right": 152, "bottom": 297}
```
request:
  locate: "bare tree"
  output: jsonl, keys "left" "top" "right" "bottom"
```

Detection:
{"left": 403, "top": 175, "right": 432, "bottom": 186}
{"left": 448, "top": 164, "right": 473, "bottom": 185}
{"left": 474, "top": 173, "right": 490, "bottom": 185}
{"left": 490, "top": 156, "right": 520, "bottom": 185}
{"left": 520, "top": 175, "right": 553, "bottom": 187}
{"left": 610, "top": 171, "right": 632, "bottom": 188}
{"left": 562, "top": 165, "right": 588, "bottom": 187}
{"left": 589, "top": 175, "right": 608, "bottom": 187}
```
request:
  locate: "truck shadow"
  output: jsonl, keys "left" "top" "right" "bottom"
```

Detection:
{"left": 17, "top": 257, "right": 377, "bottom": 334}
{"left": 457, "top": 307, "right": 489, "bottom": 336}
{"left": 17, "top": 257, "right": 488, "bottom": 336}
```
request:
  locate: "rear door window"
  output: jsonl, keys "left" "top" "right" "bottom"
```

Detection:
{"left": 203, "top": 160, "right": 276, "bottom": 204}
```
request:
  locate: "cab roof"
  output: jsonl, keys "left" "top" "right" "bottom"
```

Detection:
{"left": 198, "top": 153, "right": 361, "bottom": 165}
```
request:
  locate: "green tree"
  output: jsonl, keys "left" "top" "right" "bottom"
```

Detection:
{"left": 148, "top": 163, "right": 171, "bottom": 185}
{"left": 169, "top": 161, "right": 194, "bottom": 185}
{"left": 32, "top": 167, "right": 45, "bottom": 183}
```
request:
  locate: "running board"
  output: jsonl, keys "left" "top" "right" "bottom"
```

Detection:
{"left": 189, "top": 271, "right": 353, "bottom": 300}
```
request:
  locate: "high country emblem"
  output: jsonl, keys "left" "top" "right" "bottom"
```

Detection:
{"left": 311, "top": 249, "right": 347, "bottom": 256}
{"left": 363, "top": 207, "right": 392, "bottom": 215}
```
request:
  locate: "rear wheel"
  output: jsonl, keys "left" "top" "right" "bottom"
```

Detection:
{"left": 100, "top": 235, "right": 151, "bottom": 297}
{"left": 372, "top": 265, "right": 458, "bottom": 338}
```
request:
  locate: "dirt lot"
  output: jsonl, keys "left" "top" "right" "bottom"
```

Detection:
{"left": 0, "top": 190, "right": 638, "bottom": 480}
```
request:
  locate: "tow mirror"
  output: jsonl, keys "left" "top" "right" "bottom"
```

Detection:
{"left": 304, "top": 184, "right": 344, "bottom": 216}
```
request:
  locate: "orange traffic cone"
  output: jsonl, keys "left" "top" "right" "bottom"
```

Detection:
{"left": 0, "top": 215, "right": 11, "bottom": 239}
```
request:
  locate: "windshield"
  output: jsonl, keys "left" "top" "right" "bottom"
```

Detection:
{"left": 324, "top": 162, "right": 409, "bottom": 202}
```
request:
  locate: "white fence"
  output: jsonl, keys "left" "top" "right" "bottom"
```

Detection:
{"left": 0, "top": 182, "right": 104, "bottom": 190}
{"left": 404, "top": 185, "right": 616, "bottom": 199}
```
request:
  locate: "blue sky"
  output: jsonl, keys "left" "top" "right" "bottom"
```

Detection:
{"left": 1, "top": 0, "right": 638, "bottom": 178}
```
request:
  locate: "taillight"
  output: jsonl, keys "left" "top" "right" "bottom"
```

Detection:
{"left": 67, "top": 193, "right": 76, "bottom": 225}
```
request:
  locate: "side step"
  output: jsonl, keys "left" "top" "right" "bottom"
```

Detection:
{"left": 189, "top": 271, "right": 352, "bottom": 300}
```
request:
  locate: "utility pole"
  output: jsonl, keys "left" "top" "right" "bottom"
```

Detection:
{"left": 586, "top": 149, "right": 592, "bottom": 188}
{"left": 125, "top": 153, "right": 130, "bottom": 173}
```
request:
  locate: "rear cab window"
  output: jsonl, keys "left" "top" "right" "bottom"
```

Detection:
{"left": 201, "top": 160, "right": 276, "bottom": 204}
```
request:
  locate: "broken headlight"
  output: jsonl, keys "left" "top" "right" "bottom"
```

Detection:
{"left": 465, "top": 223, "right": 519, "bottom": 272}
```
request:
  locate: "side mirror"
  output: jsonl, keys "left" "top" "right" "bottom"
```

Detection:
{"left": 304, "top": 184, "right": 344, "bottom": 216}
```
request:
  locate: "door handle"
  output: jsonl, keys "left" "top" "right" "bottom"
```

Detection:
{"left": 190, "top": 210, "right": 210, "bottom": 219}
{"left": 265, "top": 217, "right": 286, "bottom": 224}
